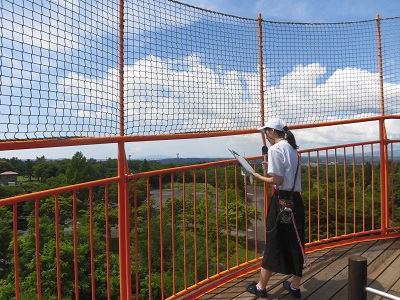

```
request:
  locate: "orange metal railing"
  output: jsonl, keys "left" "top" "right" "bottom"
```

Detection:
{"left": 0, "top": 178, "right": 120, "bottom": 299}
{"left": 1, "top": 1, "right": 400, "bottom": 298}
{"left": 0, "top": 133, "right": 399, "bottom": 299}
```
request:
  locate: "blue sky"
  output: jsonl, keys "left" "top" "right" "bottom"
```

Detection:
{"left": 1, "top": 0, "right": 400, "bottom": 160}
{"left": 177, "top": 0, "right": 399, "bottom": 22}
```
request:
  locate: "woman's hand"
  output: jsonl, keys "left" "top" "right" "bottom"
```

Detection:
{"left": 252, "top": 172, "right": 284, "bottom": 185}
{"left": 252, "top": 172, "right": 263, "bottom": 181}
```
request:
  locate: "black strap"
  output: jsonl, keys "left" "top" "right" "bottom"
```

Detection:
{"left": 290, "top": 154, "right": 300, "bottom": 195}
{"left": 278, "top": 154, "right": 300, "bottom": 199}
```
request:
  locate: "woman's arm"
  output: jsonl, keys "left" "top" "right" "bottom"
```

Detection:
{"left": 252, "top": 172, "right": 284, "bottom": 185}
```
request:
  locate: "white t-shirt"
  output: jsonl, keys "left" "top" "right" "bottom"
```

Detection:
{"left": 267, "top": 140, "right": 301, "bottom": 192}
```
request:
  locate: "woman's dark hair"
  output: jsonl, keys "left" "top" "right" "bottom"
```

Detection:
{"left": 285, "top": 130, "right": 299, "bottom": 149}
{"left": 276, "top": 127, "right": 299, "bottom": 149}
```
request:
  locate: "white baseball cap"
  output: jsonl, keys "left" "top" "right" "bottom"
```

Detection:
{"left": 258, "top": 117, "right": 287, "bottom": 133}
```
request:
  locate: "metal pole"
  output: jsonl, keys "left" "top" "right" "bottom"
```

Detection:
{"left": 348, "top": 255, "right": 367, "bottom": 300}
{"left": 118, "top": 1, "right": 132, "bottom": 299}
{"left": 119, "top": 0, "right": 125, "bottom": 137}
{"left": 376, "top": 14, "right": 384, "bottom": 116}
{"left": 365, "top": 287, "right": 400, "bottom": 300}
{"left": 258, "top": 13, "right": 266, "bottom": 146}
{"left": 376, "top": 14, "right": 388, "bottom": 235}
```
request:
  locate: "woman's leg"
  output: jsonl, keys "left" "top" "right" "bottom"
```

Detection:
{"left": 258, "top": 267, "right": 273, "bottom": 289}
{"left": 291, "top": 275, "right": 301, "bottom": 289}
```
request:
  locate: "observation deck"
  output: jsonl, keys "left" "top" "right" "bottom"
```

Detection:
{"left": 195, "top": 238, "right": 400, "bottom": 299}
{"left": 1, "top": 142, "right": 399, "bottom": 299}
{"left": 1, "top": 0, "right": 400, "bottom": 299}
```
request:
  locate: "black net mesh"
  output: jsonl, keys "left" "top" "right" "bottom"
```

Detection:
{"left": 1, "top": 0, "right": 120, "bottom": 139}
{"left": 262, "top": 20, "right": 381, "bottom": 123}
{"left": 124, "top": 0, "right": 260, "bottom": 135}
{"left": 1, "top": 0, "right": 400, "bottom": 140}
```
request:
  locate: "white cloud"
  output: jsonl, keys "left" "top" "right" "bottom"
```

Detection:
{"left": 2, "top": 0, "right": 400, "bottom": 159}
{"left": 25, "top": 54, "right": 396, "bottom": 160}
{"left": 123, "top": 54, "right": 260, "bottom": 133}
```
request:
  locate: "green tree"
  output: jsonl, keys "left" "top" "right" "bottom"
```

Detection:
{"left": 9, "top": 157, "right": 24, "bottom": 173}
{"left": 21, "top": 159, "right": 35, "bottom": 181}
{"left": 33, "top": 160, "right": 60, "bottom": 183}
{"left": 0, "top": 197, "right": 120, "bottom": 299}
{"left": 0, "top": 160, "right": 13, "bottom": 173}
{"left": 65, "top": 152, "right": 97, "bottom": 185}
{"left": 0, "top": 206, "right": 13, "bottom": 278}
{"left": 140, "top": 159, "right": 150, "bottom": 173}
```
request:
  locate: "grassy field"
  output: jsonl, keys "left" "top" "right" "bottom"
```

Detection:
{"left": 17, "top": 175, "right": 39, "bottom": 183}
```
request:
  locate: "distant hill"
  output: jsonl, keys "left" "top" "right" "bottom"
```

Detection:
{"left": 154, "top": 157, "right": 229, "bottom": 164}
{"left": 305, "top": 148, "right": 400, "bottom": 164}
{"left": 146, "top": 148, "right": 400, "bottom": 165}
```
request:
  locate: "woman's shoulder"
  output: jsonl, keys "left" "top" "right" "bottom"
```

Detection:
{"left": 271, "top": 140, "right": 290, "bottom": 150}
{"left": 272, "top": 140, "right": 298, "bottom": 156}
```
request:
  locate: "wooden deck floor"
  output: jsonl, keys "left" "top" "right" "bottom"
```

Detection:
{"left": 195, "top": 237, "right": 400, "bottom": 300}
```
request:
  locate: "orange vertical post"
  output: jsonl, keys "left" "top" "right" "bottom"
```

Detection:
{"left": 55, "top": 195, "right": 62, "bottom": 299}
{"left": 204, "top": 170, "right": 209, "bottom": 278}
{"left": 118, "top": 143, "right": 127, "bottom": 300}
{"left": 343, "top": 148, "right": 348, "bottom": 235}
{"left": 146, "top": 178, "right": 153, "bottom": 299}
{"left": 258, "top": 13, "right": 266, "bottom": 146}
{"left": 159, "top": 176, "right": 165, "bottom": 298}
{"left": 34, "top": 199, "right": 42, "bottom": 300}
{"left": 118, "top": 0, "right": 132, "bottom": 298}
{"left": 89, "top": 188, "right": 96, "bottom": 299}
{"left": 73, "top": 191, "right": 79, "bottom": 300}
{"left": 334, "top": 149, "right": 338, "bottom": 237}
{"left": 352, "top": 148, "right": 356, "bottom": 233}
{"left": 376, "top": 14, "right": 388, "bottom": 234}
{"left": 118, "top": 0, "right": 133, "bottom": 296}
{"left": 316, "top": 152, "right": 320, "bottom": 240}
{"left": 307, "top": 153, "right": 312, "bottom": 243}
{"left": 13, "top": 204, "right": 20, "bottom": 300}
{"left": 182, "top": 171, "right": 188, "bottom": 288}
{"left": 224, "top": 168, "right": 230, "bottom": 269}
{"left": 214, "top": 168, "right": 220, "bottom": 272}
{"left": 118, "top": 0, "right": 125, "bottom": 139}
{"left": 325, "top": 150, "right": 329, "bottom": 239}
{"left": 118, "top": 145, "right": 132, "bottom": 300}
{"left": 361, "top": 146, "right": 366, "bottom": 232}
{"left": 133, "top": 178, "right": 140, "bottom": 300}
{"left": 117, "top": 0, "right": 127, "bottom": 296}
{"left": 104, "top": 185, "right": 112, "bottom": 300}
{"left": 234, "top": 166, "right": 239, "bottom": 265}
{"left": 371, "top": 146, "right": 376, "bottom": 230}
{"left": 193, "top": 171, "right": 198, "bottom": 283}
{"left": 171, "top": 173, "right": 176, "bottom": 294}
{"left": 258, "top": 13, "right": 271, "bottom": 243}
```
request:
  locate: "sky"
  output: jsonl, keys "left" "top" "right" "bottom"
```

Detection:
{"left": 1, "top": 0, "right": 400, "bottom": 160}
{"left": 176, "top": 0, "right": 400, "bottom": 23}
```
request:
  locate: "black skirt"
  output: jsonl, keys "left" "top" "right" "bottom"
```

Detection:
{"left": 261, "top": 191, "right": 305, "bottom": 277}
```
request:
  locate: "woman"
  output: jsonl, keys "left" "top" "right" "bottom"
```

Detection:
{"left": 245, "top": 117, "right": 305, "bottom": 299}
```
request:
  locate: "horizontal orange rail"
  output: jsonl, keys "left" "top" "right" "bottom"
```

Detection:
{"left": 3, "top": 115, "right": 400, "bottom": 153}
{"left": 1, "top": 140, "right": 399, "bottom": 300}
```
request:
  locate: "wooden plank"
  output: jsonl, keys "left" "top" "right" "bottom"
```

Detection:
{"left": 298, "top": 241, "right": 375, "bottom": 299}
{"left": 258, "top": 242, "right": 370, "bottom": 299}
{"left": 366, "top": 239, "right": 400, "bottom": 281}
{"left": 367, "top": 248, "right": 400, "bottom": 300}
{"left": 389, "top": 278, "right": 400, "bottom": 298}
{"left": 195, "top": 238, "right": 400, "bottom": 300}
{"left": 229, "top": 248, "right": 336, "bottom": 299}
{"left": 327, "top": 238, "right": 397, "bottom": 300}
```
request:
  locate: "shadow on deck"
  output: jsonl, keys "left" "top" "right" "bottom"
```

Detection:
{"left": 193, "top": 237, "right": 400, "bottom": 299}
